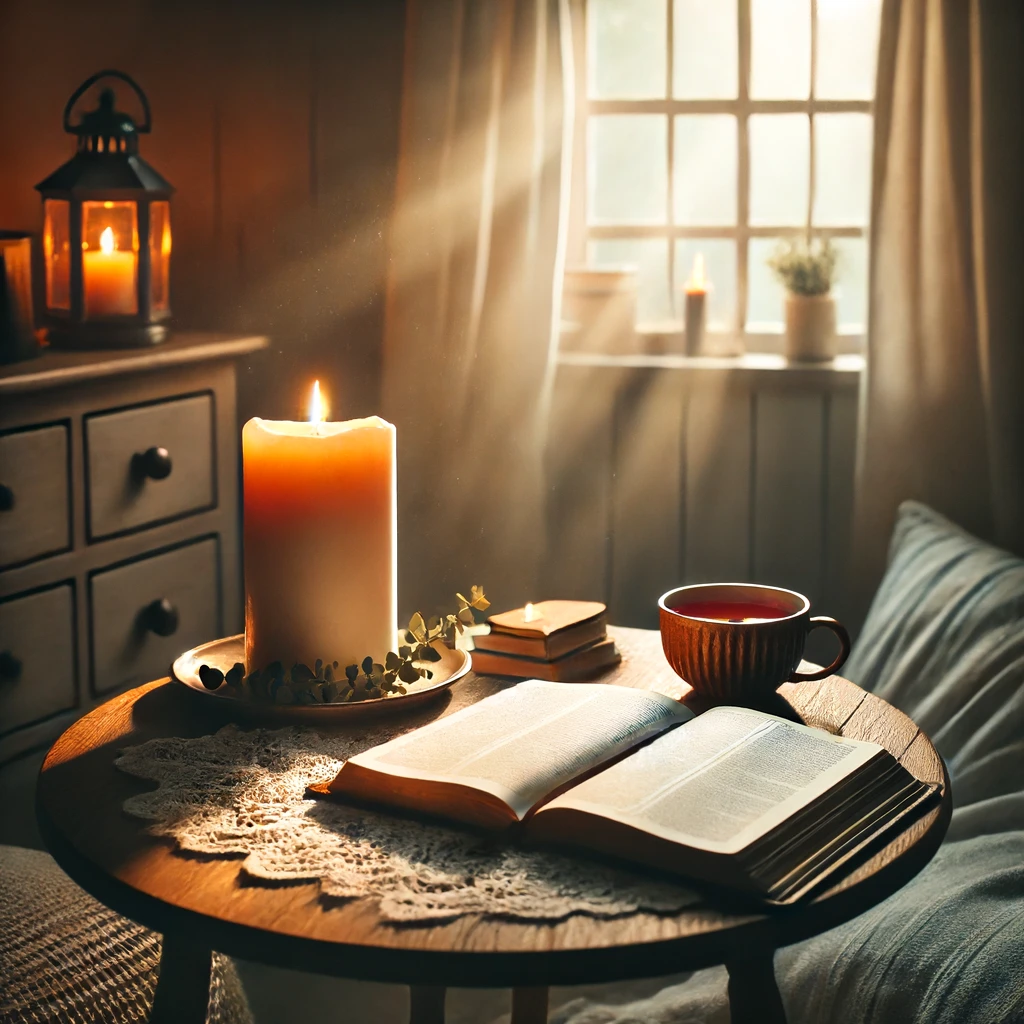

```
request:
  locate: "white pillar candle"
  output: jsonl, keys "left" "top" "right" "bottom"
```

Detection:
{"left": 242, "top": 382, "right": 397, "bottom": 674}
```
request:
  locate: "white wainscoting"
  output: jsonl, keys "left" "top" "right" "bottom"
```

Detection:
{"left": 543, "top": 352, "right": 862, "bottom": 657}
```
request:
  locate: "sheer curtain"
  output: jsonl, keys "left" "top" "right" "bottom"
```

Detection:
{"left": 853, "top": 0, "right": 1024, "bottom": 607}
{"left": 381, "top": 0, "right": 571, "bottom": 618}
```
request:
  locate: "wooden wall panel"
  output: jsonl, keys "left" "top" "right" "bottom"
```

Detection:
{"left": 753, "top": 391, "right": 827, "bottom": 604}
{"left": 543, "top": 363, "right": 616, "bottom": 604}
{"left": 684, "top": 384, "right": 753, "bottom": 585}
{"left": 823, "top": 388, "right": 860, "bottom": 622}
{"left": 0, "top": 0, "right": 406, "bottom": 428}
{"left": 545, "top": 362, "right": 860, "bottom": 645}
{"left": 608, "top": 368, "right": 684, "bottom": 627}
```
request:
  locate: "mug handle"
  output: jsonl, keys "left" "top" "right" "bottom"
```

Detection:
{"left": 788, "top": 616, "right": 851, "bottom": 682}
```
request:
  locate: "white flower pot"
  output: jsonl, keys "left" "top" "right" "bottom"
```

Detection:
{"left": 784, "top": 292, "right": 837, "bottom": 362}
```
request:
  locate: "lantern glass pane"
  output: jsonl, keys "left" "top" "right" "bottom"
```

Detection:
{"left": 149, "top": 201, "right": 171, "bottom": 313}
{"left": 43, "top": 199, "right": 71, "bottom": 311}
{"left": 82, "top": 201, "right": 138, "bottom": 318}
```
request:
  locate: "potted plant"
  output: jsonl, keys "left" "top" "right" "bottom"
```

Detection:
{"left": 768, "top": 237, "right": 839, "bottom": 361}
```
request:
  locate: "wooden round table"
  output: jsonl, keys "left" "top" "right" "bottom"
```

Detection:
{"left": 36, "top": 627, "right": 950, "bottom": 1024}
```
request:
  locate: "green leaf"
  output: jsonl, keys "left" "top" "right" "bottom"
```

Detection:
{"left": 422, "top": 645, "right": 443, "bottom": 662}
{"left": 408, "top": 612, "right": 426, "bottom": 642}
{"left": 385, "top": 651, "right": 402, "bottom": 671}
{"left": 457, "top": 606, "right": 475, "bottom": 625}
{"left": 314, "top": 658, "right": 323, "bottom": 677}
{"left": 291, "top": 663, "right": 315, "bottom": 683}
{"left": 398, "top": 645, "right": 412, "bottom": 659}
{"left": 398, "top": 662, "right": 421, "bottom": 683}
{"left": 361, "top": 655, "right": 374, "bottom": 675}
{"left": 345, "top": 664, "right": 359, "bottom": 682}
{"left": 470, "top": 585, "right": 490, "bottom": 610}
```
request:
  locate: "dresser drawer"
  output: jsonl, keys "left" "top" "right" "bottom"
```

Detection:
{"left": 90, "top": 537, "right": 220, "bottom": 695}
{"left": 0, "top": 424, "right": 71, "bottom": 569}
{"left": 85, "top": 393, "right": 215, "bottom": 540}
{"left": 0, "top": 584, "right": 76, "bottom": 734}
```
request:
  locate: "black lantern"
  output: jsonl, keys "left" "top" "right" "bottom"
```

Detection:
{"left": 35, "top": 70, "right": 174, "bottom": 348}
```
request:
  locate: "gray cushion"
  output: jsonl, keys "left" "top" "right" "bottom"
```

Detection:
{"left": 552, "top": 501, "right": 1024, "bottom": 1024}
{"left": 0, "top": 844, "right": 252, "bottom": 1024}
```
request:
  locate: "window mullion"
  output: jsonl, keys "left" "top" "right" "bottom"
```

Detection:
{"left": 807, "top": 0, "right": 818, "bottom": 234}
{"left": 737, "top": 0, "right": 752, "bottom": 339}
{"left": 666, "top": 0, "right": 676, "bottom": 316}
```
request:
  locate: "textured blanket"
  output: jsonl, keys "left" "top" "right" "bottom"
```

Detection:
{"left": 552, "top": 502, "right": 1024, "bottom": 1024}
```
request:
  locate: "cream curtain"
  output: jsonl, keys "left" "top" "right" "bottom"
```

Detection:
{"left": 382, "top": 0, "right": 571, "bottom": 618}
{"left": 854, "top": 0, "right": 1024, "bottom": 608}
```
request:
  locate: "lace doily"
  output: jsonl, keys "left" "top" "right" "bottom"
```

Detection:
{"left": 115, "top": 723, "right": 699, "bottom": 925}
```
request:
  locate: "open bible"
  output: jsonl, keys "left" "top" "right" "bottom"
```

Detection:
{"left": 323, "top": 681, "right": 938, "bottom": 904}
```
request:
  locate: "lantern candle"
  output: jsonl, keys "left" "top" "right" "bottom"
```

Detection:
{"left": 83, "top": 226, "right": 136, "bottom": 317}
{"left": 683, "top": 253, "right": 708, "bottom": 356}
{"left": 242, "top": 382, "right": 397, "bottom": 674}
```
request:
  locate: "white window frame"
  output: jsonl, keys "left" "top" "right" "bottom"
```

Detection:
{"left": 567, "top": 0, "right": 874, "bottom": 354}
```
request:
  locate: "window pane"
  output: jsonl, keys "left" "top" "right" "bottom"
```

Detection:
{"left": 749, "top": 115, "right": 809, "bottom": 226}
{"left": 674, "top": 115, "right": 737, "bottom": 226}
{"left": 751, "top": 0, "right": 810, "bottom": 99}
{"left": 589, "top": 115, "right": 668, "bottom": 224}
{"left": 832, "top": 236, "right": 868, "bottom": 329}
{"left": 589, "top": 0, "right": 667, "bottom": 99}
{"left": 816, "top": 0, "right": 882, "bottom": 99}
{"left": 673, "top": 0, "right": 737, "bottom": 98}
{"left": 589, "top": 238, "right": 671, "bottom": 322}
{"left": 747, "top": 237, "right": 788, "bottom": 329}
{"left": 674, "top": 239, "right": 736, "bottom": 330}
{"left": 814, "top": 114, "right": 872, "bottom": 227}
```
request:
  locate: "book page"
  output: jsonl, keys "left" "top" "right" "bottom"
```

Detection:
{"left": 345, "top": 681, "right": 691, "bottom": 819}
{"left": 535, "top": 706, "right": 882, "bottom": 854}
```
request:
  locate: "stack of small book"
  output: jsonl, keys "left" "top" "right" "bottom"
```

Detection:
{"left": 470, "top": 600, "right": 621, "bottom": 681}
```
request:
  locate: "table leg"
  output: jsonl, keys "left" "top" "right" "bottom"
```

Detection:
{"left": 726, "top": 950, "right": 786, "bottom": 1024}
{"left": 511, "top": 986, "right": 549, "bottom": 1024}
{"left": 409, "top": 985, "right": 447, "bottom": 1024}
{"left": 150, "top": 936, "right": 212, "bottom": 1024}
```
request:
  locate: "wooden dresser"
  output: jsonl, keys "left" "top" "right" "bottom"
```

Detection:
{"left": 0, "top": 332, "right": 267, "bottom": 762}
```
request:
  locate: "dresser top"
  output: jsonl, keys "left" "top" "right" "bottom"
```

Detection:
{"left": 0, "top": 332, "right": 269, "bottom": 396}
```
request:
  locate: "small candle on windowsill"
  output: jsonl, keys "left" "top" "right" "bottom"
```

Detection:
{"left": 683, "top": 253, "right": 708, "bottom": 357}
{"left": 242, "top": 381, "right": 397, "bottom": 674}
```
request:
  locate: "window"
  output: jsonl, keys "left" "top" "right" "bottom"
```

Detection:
{"left": 570, "top": 0, "right": 882, "bottom": 351}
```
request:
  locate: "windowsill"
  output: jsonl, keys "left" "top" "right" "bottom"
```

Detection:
{"left": 556, "top": 348, "right": 864, "bottom": 387}
{"left": 557, "top": 321, "right": 864, "bottom": 387}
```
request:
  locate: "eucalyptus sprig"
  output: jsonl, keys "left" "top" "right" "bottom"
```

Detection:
{"left": 198, "top": 587, "right": 490, "bottom": 706}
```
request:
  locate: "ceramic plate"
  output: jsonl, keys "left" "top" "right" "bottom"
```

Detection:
{"left": 172, "top": 633, "right": 472, "bottom": 723}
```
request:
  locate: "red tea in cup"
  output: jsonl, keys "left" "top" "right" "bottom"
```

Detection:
{"left": 658, "top": 583, "right": 850, "bottom": 704}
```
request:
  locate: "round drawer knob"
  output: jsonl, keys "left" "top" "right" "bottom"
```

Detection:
{"left": 0, "top": 484, "right": 14, "bottom": 512}
{"left": 0, "top": 651, "right": 22, "bottom": 681}
{"left": 133, "top": 446, "right": 173, "bottom": 481}
{"left": 143, "top": 598, "right": 179, "bottom": 638}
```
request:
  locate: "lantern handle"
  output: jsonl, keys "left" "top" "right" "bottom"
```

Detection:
{"left": 63, "top": 70, "right": 152, "bottom": 135}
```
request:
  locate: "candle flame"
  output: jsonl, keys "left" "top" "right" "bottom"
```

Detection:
{"left": 686, "top": 252, "right": 706, "bottom": 291}
{"left": 524, "top": 602, "right": 537, "bottom": 622}
{"left": 309, "top": 380, "right": 326, "bottom": 426}
{"left": 100, "top": 227, "right": 115, "bottom": 255}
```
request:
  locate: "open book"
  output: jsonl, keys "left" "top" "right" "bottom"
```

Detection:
{"left": 323, "top": 681, "right": 938, "bottom": 904}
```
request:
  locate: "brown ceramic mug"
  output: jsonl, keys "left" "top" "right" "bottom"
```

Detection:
{"left": 658, "top": 583, "right": 850, "bottom": 704}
